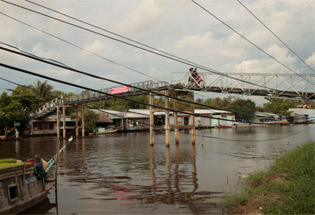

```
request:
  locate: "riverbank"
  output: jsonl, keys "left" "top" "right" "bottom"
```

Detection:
{"left": 222, "top": 141, "right": 315, "bottom": 214}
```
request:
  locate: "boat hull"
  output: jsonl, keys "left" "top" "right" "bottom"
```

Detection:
{"left": 0, "top": 165, "right": 54, "bottom": 214}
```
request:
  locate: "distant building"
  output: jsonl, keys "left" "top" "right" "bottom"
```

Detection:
{"left": 288, "top": 108, "right": 315, "bottom": 124}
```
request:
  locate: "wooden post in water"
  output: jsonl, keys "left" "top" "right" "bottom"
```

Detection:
{"left": 75, "top": 106, "right": 79, "bottom": 137}
{"left": 165, "top": 90, "right": 170, "bottom": 147}
{"left": 57, "top": 106, "right": 60, "bottom": 139}
{"left": 149, "top": 93, "right": 154, "bottom": 145}
{"left": 62, "top": 106, "right": 66, "bottom": 139}
{"left": 173, "top": 98, "right": 179, "bottom": 144}
{"left": 190, "top": 93, "right": 195, "bottom": 145}
{"left": 81, "top": 107, "right": 85, "bottom": 138}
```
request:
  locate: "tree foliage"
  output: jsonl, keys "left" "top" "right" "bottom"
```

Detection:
{"left": 227, "top": 99, "right": 256, "bottom": 122}
{"left": 84, "top": 110, "right": 99, "bottom": 132}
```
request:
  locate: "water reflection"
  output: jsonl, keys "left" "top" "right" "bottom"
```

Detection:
{"left": 0, "top": 125, "right": 313, "bottom": 214}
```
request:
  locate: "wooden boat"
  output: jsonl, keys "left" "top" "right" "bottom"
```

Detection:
{"left": 89, "top": 128, "right": 120, "bottom": 136}
{"left": 0, "top": 161, "right": 54, "bottom": 214}
{"left": 218, "top": 125, "right": 232, "bottom": 129}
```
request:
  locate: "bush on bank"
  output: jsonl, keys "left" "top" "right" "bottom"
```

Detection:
{"left": 223, "top": 141, "right": 315, "bottom": 214}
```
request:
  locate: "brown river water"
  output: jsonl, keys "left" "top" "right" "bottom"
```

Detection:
{"left": 1, "top": 124, "right": 314, "bottom": 214}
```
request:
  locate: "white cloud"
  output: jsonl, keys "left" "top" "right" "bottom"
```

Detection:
{"left": 32, "top": 43, "right": 61, "bottom": 59}
{"left": 305, "top": 53, "right": 315, "bottom": 68}
{"left": 82, "top": 40, "right": 106, "bottom": 57}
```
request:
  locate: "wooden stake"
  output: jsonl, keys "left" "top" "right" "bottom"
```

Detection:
{"left": 62, "top": 106, "right": 66, "bottom": 139}
{"left": 173, "top": 97, "right": 179, "bottom": 144}
{"left": 165, "top": 90, "right": 170, "bottom": 147}
{"left": 149, "top": 93, "right": 154, "bottom": 145}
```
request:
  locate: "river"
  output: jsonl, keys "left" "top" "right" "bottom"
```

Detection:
{"left": 0, "top": 124, "right": 314, "bottom": 214}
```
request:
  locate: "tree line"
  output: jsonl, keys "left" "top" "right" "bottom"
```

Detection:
{"left": 0, "top": 80, "right": 312, "bottom": 135}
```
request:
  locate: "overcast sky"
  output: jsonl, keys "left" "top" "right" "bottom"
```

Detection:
{"left": 0, "top": 0, "right": 314, "bottom": 104}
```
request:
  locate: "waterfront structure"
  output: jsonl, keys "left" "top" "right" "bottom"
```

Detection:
{"left": 288, "top": 108, "right": 315, "bottom": 124}
{"left": 0, "top": 163, "right": 53, "bottom": 214}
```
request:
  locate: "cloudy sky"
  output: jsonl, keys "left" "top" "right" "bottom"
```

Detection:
{"left": 0, "top": 0, "right": 314, "bottom": 103}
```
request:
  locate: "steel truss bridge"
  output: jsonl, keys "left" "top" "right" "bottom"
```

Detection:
{"left": 31, "top": 72, "right": 314, "bottom": 119}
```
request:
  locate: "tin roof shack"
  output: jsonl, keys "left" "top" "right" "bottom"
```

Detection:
{"left": 90, "top": 109, "right": 116, "bottom": 128}
{"left": 127, "top": 109, "right": 164, "bottom": 131}
{"left": 29, "top": 115, "right": 76, "bottom": 136}
{"left": 288, "top": 108, "right": 315, "bottom": 124}
{"left": 253, "top": 112, "right": 281, "bottom": 123}
{"left": 130, "top": 109, "right": 235, "bottom": 130}
{"left": 193, "top": 110, "right": 235, "bottom": 128}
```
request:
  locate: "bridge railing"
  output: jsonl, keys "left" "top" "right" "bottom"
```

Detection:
{"left": 170, "top": 72, "right": 315, "bottom": 99}
{"left": 30, "top": 97, "right": 64, "bottom": 119}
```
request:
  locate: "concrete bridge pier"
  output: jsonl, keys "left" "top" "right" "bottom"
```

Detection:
{"left": 57, "top": 105, "right": 85, "bottom": 139}
{"left": 149, "top": 90, "right": 195, "bottom": 146}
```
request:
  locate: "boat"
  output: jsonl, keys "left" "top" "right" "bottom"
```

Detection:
{"left": 218, "top": 125, "right": 232, "bottom": 129}
{"left": 0, "top": 137, "right": 73, "bottom": 214}
{"left": 0, "top": 159, "right": 54, "bottom": 214}
{"left": 89, "top": 128, "right": 120, "bottom": 136}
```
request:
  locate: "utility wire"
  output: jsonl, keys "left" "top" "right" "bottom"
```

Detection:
{"left": 0, "top": 61, "right": 276, "bottom": 125}
{"left": 191, "top": 0, "right": 314, "bottom": 85}
{"left": 1, "top": 75, "right": 310, "bottom": 143}
{"left": 0, "top": 12, "right": 163, "bottom": 83}
{"left": 236, "top": 0, "right": 315, "bottom": 74}
{"left": 1, "top": 0, "right": 284, "bottom": 91}
{"left": 0, "top": 44, "right": 279, "bottom": 119}
{"left": 0, "top": 13, "right": 274, "bottom": 118}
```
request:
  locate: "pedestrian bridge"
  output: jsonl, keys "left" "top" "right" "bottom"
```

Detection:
{"left": 31, "top": 72, "right": 314, "bottom": 119}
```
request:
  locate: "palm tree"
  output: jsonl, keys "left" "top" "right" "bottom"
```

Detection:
{"left": 32, "top": 80, "right": 54, "bottom": 104}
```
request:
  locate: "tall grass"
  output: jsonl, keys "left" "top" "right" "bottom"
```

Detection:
{"left": 222, "top": 141, "right": 315, "bottom": 214}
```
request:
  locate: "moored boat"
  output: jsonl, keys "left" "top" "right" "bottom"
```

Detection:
{"left": 89, "top": 128, "right": 120, "bottom": 136}
{"left": 0, "top": 160, "right": 54, "bottom": 214}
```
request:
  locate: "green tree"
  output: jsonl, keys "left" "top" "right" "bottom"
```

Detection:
{"left": 31, "top": 80, "right": 54, "bottom": 104}
{"left": 84, "top": 110, "right": 99, "bottom": 133}
{"left": 227, "top": 99, "right": 256, "bottom": 122}
{"left": 263, "top": 98, "right": 296, "bottom": 115}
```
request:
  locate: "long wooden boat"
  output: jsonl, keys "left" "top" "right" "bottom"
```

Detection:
{"left": 89, "top": 128, "right": 120, "bottom": 136}
{"left": 0, "top": 162, "right": 54, "bottom": 214}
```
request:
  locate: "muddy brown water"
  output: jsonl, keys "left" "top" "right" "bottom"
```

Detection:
{"left": 1, "top": 124, "right": 314, "bottom": 214}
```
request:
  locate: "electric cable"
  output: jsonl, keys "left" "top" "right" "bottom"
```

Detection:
{"left": 0, "top": 12, "right": 163, "bottom": 83}
{"left": 0, "top": 61, "right": 280, "bottom": 125}
{"left": 0, "top": 12, "right": 278, "bottom": 119}
{"left": 1, "top": 75, "right": 311, "bottom": 143}
{"left": 1, "top": 0, "right": 287, "bottom": 91}
{"left": 1, "top": 43, "right": 279, "bottom": 119}
{"left": 191, "top": 0, "right": 314, "bottom": 85}
{"left": 236, "top": 0, "right": 315, "bottom": 74}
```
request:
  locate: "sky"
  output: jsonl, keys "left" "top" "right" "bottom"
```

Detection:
{"left": 0, "top": 0, "right": 314, "bottom": 105}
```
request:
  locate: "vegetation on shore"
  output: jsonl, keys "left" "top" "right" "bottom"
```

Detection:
{"left": 0, "top": 158, "right": 30, "bottom": 170}
{"left": 222, "top": 141, "right": 315, "bottom": 214}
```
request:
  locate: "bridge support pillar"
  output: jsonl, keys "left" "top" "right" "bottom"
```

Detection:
{"left": 149, "top": 93, "right": 154, "bottom": 145}
{"left": 57, "top": 105, "right": 85, "bottom": 139}
{"left": 149, "top": 89, "right": 195, "bottom": 146}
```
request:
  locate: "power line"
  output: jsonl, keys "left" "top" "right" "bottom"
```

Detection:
{"left": 0, "top": 12, "right": 163, "bottom": 83}
{"left": 191, "top": 0, "right": 314, "bottom": 85}
{"left": 0, "top": 12, "right": 277, "bottom": 118}
{"left": 0, "top": 44, "right": 278, "bottom": 119}
{"left": 236, "top": 0, "right": 315, "bottom": 74}
{"left": 0, "top": 61, "right": 275, "bottom": 125}
{"left": 1, "top": 0, "right": 284, "bottom": 91}
{"left": 1, "top": 75, "right": 309, "bottom": 143}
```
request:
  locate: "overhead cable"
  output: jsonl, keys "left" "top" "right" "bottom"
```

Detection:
{"left": 0, "top": 61, "right": 274, "bottom": 124}
{"left": 191, "top": 0, "right": 314, "bottom": 85}
{"left": 1, "top": 0, "right": 285, "bottom": 91}
{"left": 236, "top": 0, "right": 315, "bottom": 74}
{"left": 0, "top": 44, "right": 278, "bottom": 119}
{"left": 1, "top": 74, "right": 310, "bottom": 143}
